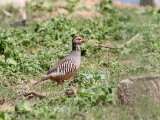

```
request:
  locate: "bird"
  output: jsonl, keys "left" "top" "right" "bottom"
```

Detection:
{"left": 34, "top": 35, "right": 85, "bottom": 85}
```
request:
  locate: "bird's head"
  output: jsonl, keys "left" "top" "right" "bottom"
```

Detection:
{"left": 72, "top": 35, "right": 85, "bottom": 45}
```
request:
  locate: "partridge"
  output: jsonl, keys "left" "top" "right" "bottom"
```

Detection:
{"left": 34, "top": 36, "right": 85, "bottom": 85}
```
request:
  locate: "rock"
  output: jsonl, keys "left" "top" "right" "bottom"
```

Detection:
{"left": 140, "top": 0, "right": 160, "bottom": 7}
{"left": 65, "top": 84, "right": 77, "bottom": 97}
{"left": 15, "top": 85, "right": 46, "bottom": 100}
{"left": 117, "top": 75, "right": 160, "bottom": 105}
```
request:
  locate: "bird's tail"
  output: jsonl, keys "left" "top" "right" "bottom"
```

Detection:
{"left": 34, "top": 75, "right": 50, "bottom": 85}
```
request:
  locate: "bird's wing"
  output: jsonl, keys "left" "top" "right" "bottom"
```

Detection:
{"left": 46, "top": 56, "right": 76, "bottom": 75}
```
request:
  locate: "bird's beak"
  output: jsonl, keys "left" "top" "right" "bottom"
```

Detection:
{"left": 81, "top": 39, "right": 86, "bottom": 43}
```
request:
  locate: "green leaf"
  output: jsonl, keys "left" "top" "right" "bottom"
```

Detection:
{"left": 6, "top": 58, "right": 17, "bottom": 66}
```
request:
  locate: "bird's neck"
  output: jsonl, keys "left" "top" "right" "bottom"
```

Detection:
{"left": 72, "top": 43, "right": 80, "bottom": 52}
{"left": 71, "top": 43, "right": 81, "bottom": 65}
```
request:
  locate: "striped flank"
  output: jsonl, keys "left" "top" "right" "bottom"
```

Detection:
{"left": 57, "top": 58, "right": 76, "bottom": 77}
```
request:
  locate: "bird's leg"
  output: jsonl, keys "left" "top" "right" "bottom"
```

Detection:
{"left": 56, "top": 80, "right": 64, "bottom": 84}
{"left": 68, "top": 77, "right": 79, "bottom": 86}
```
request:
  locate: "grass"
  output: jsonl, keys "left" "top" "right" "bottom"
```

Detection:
{"left": 0, "top": 0, "right": 160, "bottom": 119}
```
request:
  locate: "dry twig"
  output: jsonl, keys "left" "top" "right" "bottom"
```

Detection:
{"left": 95, "top": 33, "right": 140, "bottom": 49}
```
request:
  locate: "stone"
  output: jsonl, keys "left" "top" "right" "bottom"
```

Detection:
{"left": 117, "top": 75, "right": 160, "bottom": 105}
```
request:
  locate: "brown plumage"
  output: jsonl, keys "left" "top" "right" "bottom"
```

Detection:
{"left": 34, "top": 36, "right": 85, "bottom": 85}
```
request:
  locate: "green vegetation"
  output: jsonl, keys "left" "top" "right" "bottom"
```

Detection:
{"left": 0, "top": 0, "right": 160, "bottom": 119}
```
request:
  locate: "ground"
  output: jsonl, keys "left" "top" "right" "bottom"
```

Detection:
{"left": 0, "top": 0, "right": 160, "bottom": 120}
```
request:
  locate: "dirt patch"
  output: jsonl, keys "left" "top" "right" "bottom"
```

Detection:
{"left": 121, "top": 59, "right": 136, "bottom": 65}
{"left": 0, "top": 55, "right": 5, "bottom": 60}
{"left": 75, "top": 11, "right": 100, "bottom": 19}
{"left": 49, "top": 8, "right": 68, "bottom": 16}
{"left": 81, "top": 0, "right": 100, "bottom": 9}
{"left": 75, "top": 0, "right": 101, "bottom": 18}
{"left": 38, "top": 0, "right": 101, "bottom": 21}
{"left": 52, "top": 1, "right": 67, "bottom": 8}
{"left": 27, "top": 79, "right": 38, "bottom": 86}
{"left": 41, "top": 92, "right": 49, "bottom": 96}
{"left": 40, "top": 8, "right": 68, "bottom": 21}
{"left": 0, "top": 103, "right": 14, "bottom": 111}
